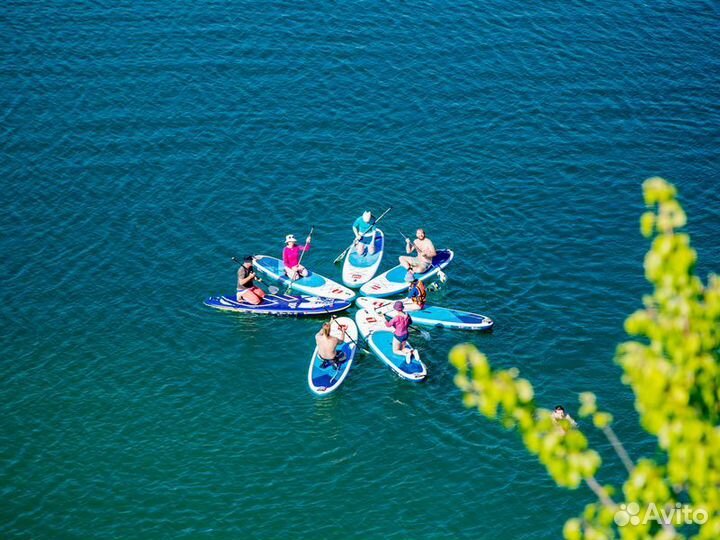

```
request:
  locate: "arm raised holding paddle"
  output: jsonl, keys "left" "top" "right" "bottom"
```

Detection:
{"left": 283, "top": 226, "right": 314, "bottom": 293}
{"left": 398, "top": 228, "right": 437, "bottom": 272}
{"left": 282, "top": 228, "right": 313, "bottom": 282}
{"left": 398, "top": 229, "right": 447, "bottom": 283}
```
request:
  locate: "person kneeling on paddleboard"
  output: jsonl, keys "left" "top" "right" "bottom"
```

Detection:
{"left": 399, "top": 228, "right": 436, "bottom": 273}
{"left": 405, "top": 271, "right": 427, "bottom": 310}
{"left": 316, "top": 322, "right": 347, "bottom": 369}
{"left": 283, "top": 233, "right": 312, "bottom": 280}
{"left": 352, "top": 210, "right": 377, "bottom": 256}
{"left": 385, "top": 301, "right": 418, "bottom": 364}
{"left": 237, "top": 256, "right": 266, "bottom": 305}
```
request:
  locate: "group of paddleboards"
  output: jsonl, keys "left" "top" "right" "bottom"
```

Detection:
{"left": 204, "top": 208, "right": 494, "bottom": 395}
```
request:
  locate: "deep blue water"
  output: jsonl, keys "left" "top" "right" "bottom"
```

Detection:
{"left": 1, "top": 1, "right": 719, "bottom": 538}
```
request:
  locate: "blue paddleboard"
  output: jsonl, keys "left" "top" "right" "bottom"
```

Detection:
{"left": 204, "top": 294, "right": 351, "bottom": 317}
{"left": 355, "top": 308, "right": 427, "bottom": 381}
{"left": 355, "top": 297, "right": 494, "bottom": 331}
{"left": 307, "top": 317, "right": 358, "bottom": 395}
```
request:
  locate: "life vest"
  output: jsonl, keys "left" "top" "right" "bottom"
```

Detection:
{"left": 412, "top": 281, "right": 427, "bottom": 308}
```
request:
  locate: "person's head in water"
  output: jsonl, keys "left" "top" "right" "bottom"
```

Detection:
{"left": 553, "top": 405, "right": 567, "bottom": 420}
{"left": 243, "top": 255, "right": 254, "bottom": 268}
{"left": 362, "top": 210, "right": 372, "bottom": 223}
{"left": 416, "top": 228, "right": 426, "bottom": 240}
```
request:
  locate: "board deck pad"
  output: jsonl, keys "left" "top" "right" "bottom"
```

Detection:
{"left": 342, "top": 229, "right": 385, "bottom": 288}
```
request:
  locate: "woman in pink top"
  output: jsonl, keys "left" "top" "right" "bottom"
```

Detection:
{"left": 283, "top": 233, "right": 312, "bottom": 280}
{"left": 385, "top": 301, "right": 419, "bottom": 364}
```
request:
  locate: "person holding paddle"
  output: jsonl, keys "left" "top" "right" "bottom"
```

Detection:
{"left": 316, "top": 321, "right": 347, "bottom": 369}
{"left": 399, "top": 228, "right": 436, "bottom": 273}
{"left": 283, "top": 233, "right": 312, "bottom": 280}
{"left": 333, "top": 207, "right": 391, "bottom": 265}
{"left": 385, "top": 301, "right": 418, "bottom": 364}
{"left": 405, "top": 271, "right": 427, "bottom": 310}
{"left": 352, "top": 210, "right": 377, "bottom": 256}
{"left": 236, "top": 256, "right": 266, "bottom": 305}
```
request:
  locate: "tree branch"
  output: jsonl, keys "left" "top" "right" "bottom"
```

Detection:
{"left": 584, "top": 476, "right": 615, "bottom": 508}
{"left": 602, "top": 425, "right": 635, "bottom": 475}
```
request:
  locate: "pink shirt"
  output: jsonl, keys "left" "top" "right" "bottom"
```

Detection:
{"left": 386, "top": 313, "right": 412, "bottom": 336}
{"left": 283, "top": 243, "right": 310, "bottom": 268}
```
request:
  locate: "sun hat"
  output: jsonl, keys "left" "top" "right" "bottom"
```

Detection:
{"left": 393, "top": 301, "right": 404, "bottom": 311}
{"left": 285, "top": 234, "right": 297, "bottom": 244}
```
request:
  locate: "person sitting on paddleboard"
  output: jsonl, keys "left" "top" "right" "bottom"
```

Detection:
{"left": 399, "top": 228, "right": 436, "bottom": 273}
{"left": 237, "top": 255, "right": 266, "bottom": 305}
{"left": 316, "top": 321, "right": 347, "bottom": 369}
{"left": 405, "top": 271, "right": 427, "bottom": 310}
{"left": 283, "top": 233, "right": 311, "bottom": 280}
{"left": 352, "top": 210, "right": 377, "bottom": 256}
{"left": 385, "top": 301, "right": 418, "bottom": 364}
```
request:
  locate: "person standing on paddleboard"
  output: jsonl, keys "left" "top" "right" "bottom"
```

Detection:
{"left": 352, "top": 210, "right": 377, "bottom": 256}
{"left": 399, "top": 228, "right": 436, "bottom": 273}
{"left": 283, "top": 233, "right": 312, "bottom": 280}
{"left": 237, "top": 256, "right": 266, "bottom": 305}
{"left": 316, "top": 321, "right": 346, "bottom": 369}
{"left": 385, "top": 301, "right": 418, "bottom": 364}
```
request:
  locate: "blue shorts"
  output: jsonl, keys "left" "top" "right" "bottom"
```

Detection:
{"left": 394, "top": 333, "right": 409, "bottom": 343}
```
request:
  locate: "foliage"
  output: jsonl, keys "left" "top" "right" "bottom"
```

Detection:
{"left": 450, "top": 178, "right": 720, "bottom": 539}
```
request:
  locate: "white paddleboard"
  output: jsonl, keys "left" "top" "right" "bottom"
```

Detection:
{"left": 253, "top": 255, "right": 355, "bottom": 301}
{"left": 341, "top": 229, "right": 385, "bottom": 288}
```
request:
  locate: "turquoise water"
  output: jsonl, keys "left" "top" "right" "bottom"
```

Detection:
{"left": 2, "top": 1, "right": 719, "bottom": 538}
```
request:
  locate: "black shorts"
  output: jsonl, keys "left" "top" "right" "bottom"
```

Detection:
{"left": 320, "top": 350, "right": 347, "bottom": 369}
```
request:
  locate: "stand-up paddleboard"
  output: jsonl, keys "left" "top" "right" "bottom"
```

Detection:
{"left": 342, "top": 229, "right": 385, "bottom": 288}
{"left": 307, "top": 317, "right": 358, "bottom": 395}
{"left": 253, "top": 255, "right": 355, "bottom": 301}
{"left": 355, "top": 309, "right": 427, "bottom": 381}
{"left": 355, "top": 297, "right": 494, "bottom": 331}
{"left": 359, "top": 249, "right": 454, "bottom": 298}
{"left": 204, "top": 294, "right": 350, "bottom": 317}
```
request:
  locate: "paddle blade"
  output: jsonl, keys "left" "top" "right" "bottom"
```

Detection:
{"left": 333, "top": 247, "right": 348, "bottom": 265}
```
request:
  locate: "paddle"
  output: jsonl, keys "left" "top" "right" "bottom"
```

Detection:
{"left": 231, "top": 256, "right": 280, "bottom": 294}
{"left": 333, "top": 206, "right": 392, "bottom": 264}
{"left": 398, "top": 230, "right": 447, "bottom": 282}
{"left": 410, "top": 325, "right": 432, "bottom": 342}
{"left": 324, "top": 312, "right": 370, "bottom": 354}
{"left": 285, "top": 225, "right": 314, "bottom": 294}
